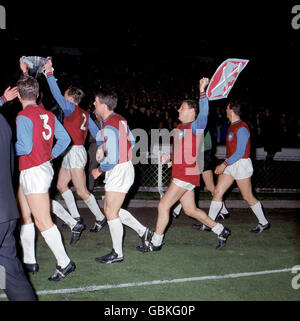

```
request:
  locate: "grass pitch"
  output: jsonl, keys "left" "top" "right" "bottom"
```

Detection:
{"left": 1, "top": 208, "right": 299, "bottom": 301}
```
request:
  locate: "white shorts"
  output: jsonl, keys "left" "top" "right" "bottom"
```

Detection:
{"left": 20, "top": 161, "right": 54, "bottom": 195}
{"left": 223, "top": 158, "right": 254, "bottom": 180}
{"left": 172, "top": 178, "right": 195, "bottom": 191}
{"left": 104, "top": 161, "right": 135, "bottom": 193}
{"left": 61, "top": 145, "right": 87, "bottom": 170}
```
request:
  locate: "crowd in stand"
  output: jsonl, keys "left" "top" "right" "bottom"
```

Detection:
{"left": 1, "top": 50, "right": 299, "bottom": 151}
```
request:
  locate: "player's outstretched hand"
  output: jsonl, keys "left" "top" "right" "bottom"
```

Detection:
{"left": 3, "top": 86, "right": 18, "bottom": 102}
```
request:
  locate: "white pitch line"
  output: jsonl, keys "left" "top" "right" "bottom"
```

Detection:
{"left": 0, "top": 267, "right": 293, "bottom": 298}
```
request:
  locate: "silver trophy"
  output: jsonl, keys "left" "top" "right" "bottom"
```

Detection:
{"left": 22, "top": 56, "right": 52, "bottom": 78}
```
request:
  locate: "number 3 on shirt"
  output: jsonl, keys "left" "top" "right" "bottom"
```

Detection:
{"left": 40, "top": 114, "right": 52, "bottom": 140}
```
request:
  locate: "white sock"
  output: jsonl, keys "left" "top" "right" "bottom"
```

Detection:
{"left": 41, "top": 225, "right": 70, "bottom": 268}
{"left": 152, "top": 232, "right": 164, "bottom": 247}
{"left": 211, "top": 223, "right": 224, "bottom": 236}
{"left": 220, "top": 202, "right": 229, "bottom": 214}
{"left": 173, "top": 203, "right": 182, "bottom": 215}
{"left": 208, "top": 201, "right": 223, "bottom": 220}
{"left": 84, "top": 194, "right": 105, "bottom": 221}
{"left": 107, "top": 218, "right": 123, "bottom": 258}
{"left": 51, "top": 200, "right": 77, "bottom": 230}
{"left": 119, "top": 208, "right": 146, "bottom": 237}
{"left": 62, "top": 189, "right": 80, "bottom": 219}
{"left": 250, "top": 202, "right": 268, "bottom": 225}
{"left": 20, "top": 223, "right": 36, "bottom": 264}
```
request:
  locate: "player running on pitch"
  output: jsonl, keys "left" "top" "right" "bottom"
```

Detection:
{"left": 42, "top": 59, "right": 107, "bottom": 243}
{"left": 138, "top": 77, "right": 231, "bottom": 252}
{"left": 91, "top": 88, "right": 153, "bottom": 263}
{"left": 15, "top": 75, "right": 76, "bottom": 281}
{"left": 198, "top": 100, "right": 270, "bottom": 233}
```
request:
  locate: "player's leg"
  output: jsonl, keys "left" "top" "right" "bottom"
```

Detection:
{"left": 96, "top": 161, "right": 143, "bottom": 262}
{"left": 144, "top": 181, "right": 186, "bottom": 251}
{"left": 157, "top": 182, "right": 186, "bottom": 233}
{"left": 95, "top": 191, "right": 126, "bottom": 263}
{"left": 26, "top": 193, "right": 53, "bottom": 231}
{"left": 55, "top": 166, "right": 84, "bottom": 238}
{"left": 236, "top": 177, "right": 270, "bottom": 232}
{"left": 70, "top": 167, "right": 90, "bottom": 200}
{"left": 51, "top": 200, "right": 77, "bottom": 230}
{"left": 118, "top": 208, "right": 153, "bottom": 248}
{"left": 17, "top": 185, "right": 38, "bottom": 272}
{"left": 181, "top": 189, "right": 218, "bottom": 228}
{"left": 180, "top": 190, "right": 231, "bottom": 249}
{"left": 209, "top": 173, "right": 235, "bottom": 220}
{"left": 64, "top": 145, "right": 105, "bottom": 227}
{"left": 57, "top": 167, "right": 81, "bottom": 219}
{"left": 20, "top": 161, "right": 75, "bottom": 280}
{"left": 70, "top": 167, "right": 106, "bottom": 227}
{"left": 192, "top": 167, "right": 229, "bottom": 230}
{"left": 51, "top": 200, "right": 85, "bottom": 245}
{"left": 202, "top": 169, "right": 215, "bottom": 195}
{"left": 194, "top": 173, "right": 234, "bottom": 231}
{"left": 137, "top": 182, "right": 185, "bottom": 253}
{"left": 202, "top": 170, "right": 229, "bottom": 218}
{"left": 26, "top": 192, "right": 75, "bottom": 280}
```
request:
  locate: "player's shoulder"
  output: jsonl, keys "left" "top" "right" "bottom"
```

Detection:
{"left": 178, "top": 122, "right": 192, "bottom": 130}
{"left": 105, "top": 112, "right": 127, "bottom": 126}
{"left": 18, "top": 105, "right": 35, "bottom": 117}
{"left": 113, "top": 112, "right": 126, "bottom": 121}
{"left": 76, "top": 104, "right": 88, "bottom": 114}
{"left": 240, "top": 120, "right": 250, "bottom": 131}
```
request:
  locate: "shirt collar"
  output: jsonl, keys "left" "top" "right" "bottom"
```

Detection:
{"left": 181, "top": 121, "right": 193, "bottom": 126}
{"left": 103, "top": 112, "right": 115, "bottom": 123}
{"left": 24, "top": 103, "right": 38, "bottom": 109}
{"left": 231, "top": 119, "right": 241, "bottom": 126}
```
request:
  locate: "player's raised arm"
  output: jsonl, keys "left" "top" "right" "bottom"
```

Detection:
{"left": 44, "top": 59, "right": 75, "bottom": 116}
{"left": 191, "top": 77, "right": 210, "bottom": 135}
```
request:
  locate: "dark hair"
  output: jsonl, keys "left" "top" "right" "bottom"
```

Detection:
{"left": 66, "top": 86, "right": 84, "bottom": 104}
{"left": 228, "top": 99, "right": 242, "bottom": 116}
{"left": 95, "top": 89, "right": 118, "bottom": 111}
{"left": 182, "top": 99, "right": 199, "bottom": 114}
{"left": 17, "top": 76, "right": 39, "bottom": 100}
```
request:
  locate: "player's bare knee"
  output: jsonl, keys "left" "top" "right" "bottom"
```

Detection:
{"left": 104, "top": 204, "right": 114, "bottom": 217}
{"left": 158, "top": 200, "right": 171, "bottom": 213}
